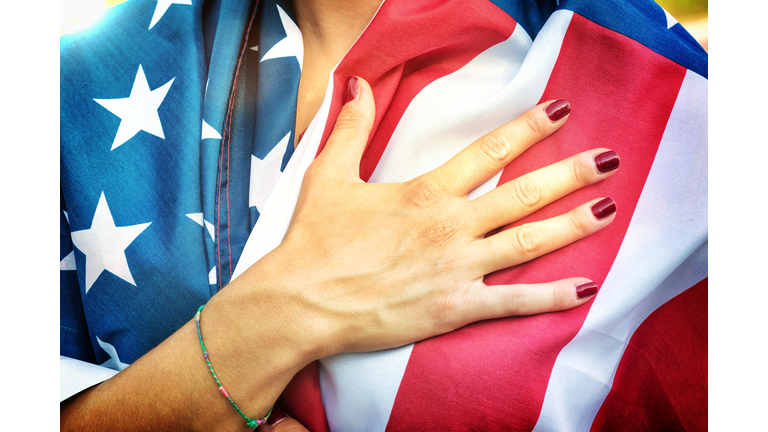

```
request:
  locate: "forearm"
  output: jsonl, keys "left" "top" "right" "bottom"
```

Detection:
{"left": 60, "top": 258, "right": 321, "bottom": 432}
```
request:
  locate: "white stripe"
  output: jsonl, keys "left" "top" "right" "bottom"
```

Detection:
{"left": 320, "top": 348, "right": 415, "bottom": 432}
{"left": 532, "top": 70, "right": 708, "bottom": 432}
{"left": 321, "top": 11, "right": 574, "bottom": 432}
{"left": 60, "top": 355, "right": 118, "bottom": 402}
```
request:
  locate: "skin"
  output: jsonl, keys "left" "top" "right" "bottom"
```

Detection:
{"left": 61, "top": 1, "right": 620, "bottom": 431}
{"left": 293, "top": 0, "right": 384, "bottom": 146}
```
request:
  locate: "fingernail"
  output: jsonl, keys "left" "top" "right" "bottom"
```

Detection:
{"left": 344, "top": 76, "right": 360, "bottom": 104}
{"left": 267, "top": 405, "right": 288, "bottom": 427}
{"left": 591, "top": 197, "right": 616, "bottom": 219}
{"left": 545, "top": 99, "right": 570, "bottom": 122}
{"left": 595, "top": 151, "right": 620, "bottom": 173}
{"left": 576, "top": 282, "right": 599, "bottom": 299}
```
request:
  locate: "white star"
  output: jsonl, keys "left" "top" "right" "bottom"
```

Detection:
{"left": 94, "top": 65, "right": 175, "bottom": 151}
{"left": 249, "top": 45, "right": 259, "bottom": 52}
{"left": 260, "top": 5, "right": 303, "bottom": 71}
{"left": 61, "top": 251, "right": 77, "bottom": 271}
{"left": 148, "top": 0, "right": 192, "bottom": 30}
{"left": 185, "top": 213, "right": 215, "bottom": 240}
{"left": 97, "top": 336, "right": 129, "bottom": 371}
{"left": 201, "top": 119, "right": 222, "bottom": 140}
{"left": 662, "top": 7, "right": 678, "bottom": 29}
{"left": 62, "top": 210, "right": 77, "bottom": 270}
{"left": 70, "top": 193, "right": 151, "bottom": 293}
{"left": 249, "top": 132, "right": 290, "bottom": 214}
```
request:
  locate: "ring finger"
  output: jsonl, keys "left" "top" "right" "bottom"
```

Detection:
{"left": 471, "top": 197, "right": 617, "bottom": 275}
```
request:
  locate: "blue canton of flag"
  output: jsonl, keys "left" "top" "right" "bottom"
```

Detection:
{"left": 60, "top": 0, "right": 299, "bottom": 382}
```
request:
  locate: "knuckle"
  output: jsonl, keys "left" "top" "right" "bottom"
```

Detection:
{"left": 511, "top": 176, "right": 543, "bottom": 209}
{"left": 570, "top": 158, "right": 593, "bottom": 186}
{"left": 421, "top": 215, "right": 461, "bottom": 244}
{"left": 431, "top": 285, "right": 470, "bottom": 326}
{"left": 406, "top": 180, "right": 443, "bottom": 208}
{"left": 566, "top": 211, "right": 588, "bottom": 236}
{"left": 334, "top": 108, "right": 364, "bottom": 132}
{"left": 551, "top": 283, "right": 571, "bottom": 308}
{"left": 506, "top": 289, "right": 529, "bottom": 314}
{"left": 512, "top": 224, "right": 543, "bottom": 255}
{"left": 478, "top": 132, "right": 512, "bottom": 165}
{"left": 522, "top": 114, "right": 545, "bottom": 137}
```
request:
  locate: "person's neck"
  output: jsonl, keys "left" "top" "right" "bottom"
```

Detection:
{"left": 293, "top": 0, "right": 382, "bottom": 59}
{"left": 291, "top": 0, "right": 383, "bottom": 146}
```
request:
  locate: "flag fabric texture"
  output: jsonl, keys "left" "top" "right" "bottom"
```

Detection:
{"left": 60, "top": 0, "right": 707, "bottom": 430}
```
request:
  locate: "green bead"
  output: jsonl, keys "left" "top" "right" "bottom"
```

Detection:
{"left": 246, "top": 419, "right": 258, "bottom": 428}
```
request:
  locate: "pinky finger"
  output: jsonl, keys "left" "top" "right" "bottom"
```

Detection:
{"left": 469, "top": 277, "right": 599, "bottom": 320}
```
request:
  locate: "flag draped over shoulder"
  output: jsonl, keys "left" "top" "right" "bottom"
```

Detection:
{"left": 60, "top": 0, "right": 301, "bottom": 397}
{"left": 60, "top": 0, "right": 707, "bottom": 430}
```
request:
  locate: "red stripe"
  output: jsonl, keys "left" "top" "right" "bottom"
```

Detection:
{"left": 386, "top": 14, "right": 687, "bottom": 431}
{"left": 591, "top": 278, "right": 707, "bottom": 431}
{"left": 282, "top": 361, "right": 330, "bottom": 432}
{"left": 316, "top": 0, "right": 517, "bottom": 182}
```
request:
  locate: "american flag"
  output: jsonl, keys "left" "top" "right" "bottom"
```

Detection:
{"left": 60, "top": 0, "right": 707, "bottom": 430}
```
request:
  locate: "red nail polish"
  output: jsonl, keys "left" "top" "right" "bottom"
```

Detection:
{"left": 267, "top": 405, "right": 287, "bottom": 427}
{"left": 576, "top": 282, "right": 599, "bottom": 299}
{"left": 595, "top": 151, "right": 620, "bottom": 173}
{"left": 545, "top": 99, "right": 570, "bottom": 122}
{"left": 591, "top": 197, "right": 616, "bottom": 220}
{"left": 344, "top": 76, "right": 360, "bottom": 104}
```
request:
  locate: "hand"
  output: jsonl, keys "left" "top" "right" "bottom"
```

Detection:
{"left": 249, "top": 76, "right": 620, "bottom": 359}
{"left": 60, "top": 77, "right": 620, "bottom": 432}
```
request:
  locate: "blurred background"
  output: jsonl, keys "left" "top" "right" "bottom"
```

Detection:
{"left": 60, "top": 0, "right": 707, "bottom": 51}
{"left": 657, "top": 0, "right": 708, "bottom": 51}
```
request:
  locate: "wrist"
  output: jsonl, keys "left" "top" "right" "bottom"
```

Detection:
{"left": 234, "top": 245, "right": 349, "bottom": 360}
{"left": 194, "top": 275, "right": 316, "bottom": 426}
{"left": 221, "top": 251, "right": 334, "bottom": 361}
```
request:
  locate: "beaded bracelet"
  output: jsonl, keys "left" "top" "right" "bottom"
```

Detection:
{"left": 195, "top": 305, "right": 273, "bottom": 428}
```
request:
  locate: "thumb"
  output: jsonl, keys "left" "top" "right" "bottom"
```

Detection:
{"left": 318, "top": 76, "right": 376, "bottom": 179}
{"left": 258, "top": 405, "right": 309, "bottom": 432}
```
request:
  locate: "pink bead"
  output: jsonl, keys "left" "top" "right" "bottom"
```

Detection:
{"left": 219, "top": 386, "right": 229, "bottom": 398}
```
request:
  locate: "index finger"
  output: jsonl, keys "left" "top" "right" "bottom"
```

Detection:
{"left": 425, "top": 99, "right": 571, "bottom": 197}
